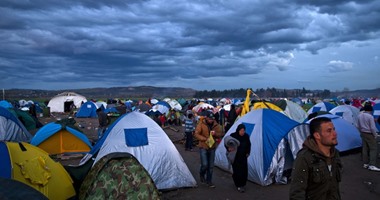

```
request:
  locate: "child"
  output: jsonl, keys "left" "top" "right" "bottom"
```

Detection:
{"left": 184, "top": 113, "right": 195, "bottom": 151}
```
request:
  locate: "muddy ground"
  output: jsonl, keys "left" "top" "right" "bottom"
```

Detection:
{"left": 37, "top": 114, "right": 380, "bottom": 200}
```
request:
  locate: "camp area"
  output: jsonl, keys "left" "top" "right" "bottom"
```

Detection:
{"left": 0, "top": 92, "right": 380, "bottom": 200}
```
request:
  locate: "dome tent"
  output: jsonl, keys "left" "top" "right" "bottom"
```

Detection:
{"left": 47, "top": 92, "right": 87, "bottom": 113}
{"left": 80, "top": 111, "right": 197, "bottom": 190}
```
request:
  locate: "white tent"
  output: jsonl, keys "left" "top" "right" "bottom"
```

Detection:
{"left": 80, "top": 111, "right": 197, "bottom": 190}
{"left": 329, "top": 105, "right": 360, "bottom": 128}
{"left": 47, "top": 92, "right": 87, "bottom": 113}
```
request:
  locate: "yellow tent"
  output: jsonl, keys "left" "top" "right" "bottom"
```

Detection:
{"left": 30, "top": 122, "right": 92, "bottom": 155}
{"left": 252, "top": 101, "right": 283, "bottom": 112}
{"left": 1, "top": 142, "right": 76, "bottom": 200}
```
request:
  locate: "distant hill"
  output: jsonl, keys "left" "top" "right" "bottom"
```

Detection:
{"left": 334, "top": 88, "right": 380, "bottom": 98}
{"left": 2, "top": 86, "right": 197, "bottom": 100}
{"left": 2, "top": 87, "right": 379, "bottom": 101}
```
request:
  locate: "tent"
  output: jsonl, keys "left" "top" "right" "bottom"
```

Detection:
{"left": 329, "top": 105, "right": 360, "bottom": 128}
{"left": 373, "top": 103, "right": 380, "bottom": 131}
{"left": 47, "top": 92, "right": 87, "bottom": 113}
{"left": 0, "top": 106, "right": 32, "bottom": 142}
{"left": 75, "top": 101, "right": 98, "bottom": 118}
{"left": 0, "top": 100, "right": 13, "bottom": 108}
{"left": 8, "top": 108, "right": 36, "bottom": 131}
{"left": 307, "top": 101, "right": 336, "bottom": 114}
{"left": 215, "top": 109, "right": 308, "bottom": 186}
{"left": 0, "top": 142, "right": 76, "bottom": 199}
{"left": 307, "top": 114, "right": 362, "bottom": 152}
{"left": 150, "top": 101, "right": 171, "bottom": 115}
{"left": 30, "top": 122, "right": 92, "bottom": 155}
{"left": 168, "top": 99, "right": 182, "bottom": 111}
{"left": 0, "top": 177, "right": 48, "bottom": 200}
{"left": 274, "top": 99, "right": 308, "bottom": 123}
{"left": 79, "top": 152, "right": 160, "bottom": 199}
{"left": 80, "top": 111, "right": 197, "bottom": 190}
{"left": 251, "top": 101, "right": 283, "bottom": 113}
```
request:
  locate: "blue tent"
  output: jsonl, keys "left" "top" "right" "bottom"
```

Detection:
{"left": 0, "top": 106, "right": 32, "bottom": 142}
{"left": 75, "top": 101, "right": 98, "bottom": 118}
{"left": 215, "top": 109, "right": 308, "bottom": 186}
{"left": 373, "top": 103, "right": 380, "bottom": 132}
{"left": 0, "top": 100, "right": 13, "bottom": 109}
{"left": 307, "top": 101, "right": 336, "bottom": 114}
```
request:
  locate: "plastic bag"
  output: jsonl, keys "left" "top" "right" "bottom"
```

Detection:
{"left": 205, "top": 132, "right": 215, "bottom": 148}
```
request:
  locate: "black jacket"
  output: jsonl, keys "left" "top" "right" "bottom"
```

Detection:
{"left": 289, "top": 136, "right": 342, "bottom": 200}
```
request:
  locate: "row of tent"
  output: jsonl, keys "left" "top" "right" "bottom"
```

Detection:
{"left": 1, "top": 94, "right": 380, "bottom": 198}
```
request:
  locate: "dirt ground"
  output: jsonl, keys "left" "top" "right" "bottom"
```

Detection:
{"left": 37, "top": 114, "right": 380, "bottom": 200}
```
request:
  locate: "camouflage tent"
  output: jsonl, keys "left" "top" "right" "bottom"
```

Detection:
{"left": 79, "top": 152, "right": 160, "bottom": 200}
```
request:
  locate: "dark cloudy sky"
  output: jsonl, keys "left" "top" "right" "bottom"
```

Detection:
{"left": 1, "top": 0, "right": 379, "bottom": 91}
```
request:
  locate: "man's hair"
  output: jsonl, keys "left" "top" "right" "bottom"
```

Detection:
{"left": 309, "top": 117, "right": 332, "bottom": 139}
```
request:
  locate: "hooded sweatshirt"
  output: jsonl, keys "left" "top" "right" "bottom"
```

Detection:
{"left": 289, "top": 136, "right": 342, "bottom": 200}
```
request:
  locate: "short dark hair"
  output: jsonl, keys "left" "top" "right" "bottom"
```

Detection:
{"left": 309, "top": 117, "right": 332, "bottom": 139}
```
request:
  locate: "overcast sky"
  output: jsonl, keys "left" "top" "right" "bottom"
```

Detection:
{"left": 1, "top": 0, "right": 379, "bottom": 92}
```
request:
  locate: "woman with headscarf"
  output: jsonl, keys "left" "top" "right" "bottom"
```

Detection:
{"left": 226, "top": 124, "right": 251, "bottom": 192}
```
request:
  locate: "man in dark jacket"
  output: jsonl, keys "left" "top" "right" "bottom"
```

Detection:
{"left": 290, "top": 117, "right": 342, "bottom": 200}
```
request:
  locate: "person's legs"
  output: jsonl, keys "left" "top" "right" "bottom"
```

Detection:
{"left": 206, "top": 149, "right": 216, "bottom": 184}
{"left": 199, "top": 148, "right": 208, "bottom": 183}
{"left": 361, "top": 133, "right": 370, "bottom": 164}
{"left": 368, "top": 136, "right": 378, "bottom": 166}
{"left": 185, "top": 132, "right": 193, "bottom": 150}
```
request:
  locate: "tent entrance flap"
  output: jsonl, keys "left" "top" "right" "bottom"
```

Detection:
{"left": 64, "top": 101, "right": 74, "bottom": 113}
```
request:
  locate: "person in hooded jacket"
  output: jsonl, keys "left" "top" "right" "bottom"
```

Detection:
{"left": 289, "top": 117, "right": 342, "bottom": 200}
{"left": 194, "top": 111, "right": 223, "bottom": 188}
{"left": 226, "top": 124, "right": 251, "bottom": 193}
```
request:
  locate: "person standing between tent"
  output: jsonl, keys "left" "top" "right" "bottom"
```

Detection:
{"left": 358, "top": 104, "right": 380, "bottom": 171}
{"left": 96, "top": 108, "right": 109, "bottom": 139}
{"left": 225, "top": 104, "right": 238, "bottom": 132}
{"left": 194, "top": 111, "right": 223, "bottom": 188}
{"left": 289, "top": 117, "right": 342, "bottom": 200}
{"left": 184, "top": 113, "right": 195, "bottom": 151}
{"left": 226, "top": 124, "right": 251, "bottom": 193}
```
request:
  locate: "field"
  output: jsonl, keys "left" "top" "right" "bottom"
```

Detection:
{"left": 37, "top": 113, "right": 380, "bottom": 200}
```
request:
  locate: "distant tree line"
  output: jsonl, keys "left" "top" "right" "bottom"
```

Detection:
{"left": 193, "top": 87, "right": 331, "bottom": 99}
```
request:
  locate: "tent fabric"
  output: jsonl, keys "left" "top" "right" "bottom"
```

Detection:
{"left": 251, "top": 101, "right": 283, "bottom": 113}
{"left": 0, "top": 142, "right": 76, "bottom": 200}
{"left": 274, "top": 99, "right": 308, "bottom": 123}
{"left": 75, "top": 101, "right": 98, "bottom": 118}
{"left": 307, "top": 101, "right": 336, "bottom": 114}
{"left": 215, "top": 109, "right": 304, "bottom": 186}
{"left": 373, "top": 103, "right": 380, "bottom": 131}
{"left": 79, "top": 152, "right": 160, "bottom": 200}
{"left": 329, "top": 105, "right": 360, "bottom": 128}
{"left": 307, "top": 114, "right": 362, "bottom": 152}
{"left": 0, "top": 100, "right": 13, "bottom": 108}
{"left": 8, "top": 109, "right": 36, "bottom": 130}
{"left": 0, "top": 177, "right": 48, "bottom": 200}
{"left": 0, "top": 106, "right": 32, "bottom": 142}
{"left": 80, "top": 111, "right": 197, "bottom": 190}
{"left": 150, "top": 101, "right": 171, "bottom": 114}
{"left": 31, "top": 122, "right": 92, "bottom": 155}
{"left": 47, "top": 92, "right": 87, "bottom": 113}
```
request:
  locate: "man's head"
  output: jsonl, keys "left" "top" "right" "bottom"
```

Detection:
{"left": 206, "top": 112, "right": 215, "bottom": 124}
{"left": 310, "top": 117, "right": 338, "bottom": 147}
{"left": 363, "top": 104, "right": 373, "bottom": 112}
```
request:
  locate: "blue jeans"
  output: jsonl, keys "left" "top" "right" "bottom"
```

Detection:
{"left": 199, "top": 148, "right": 216, "bottom": 183}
